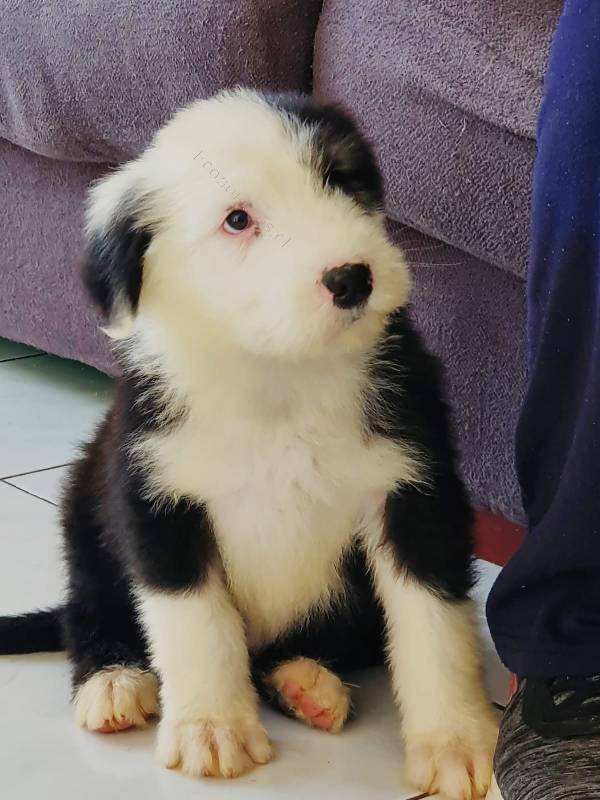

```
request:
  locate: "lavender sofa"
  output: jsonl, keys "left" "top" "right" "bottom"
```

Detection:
{"left": 0, "top": 0, "right": 562, "bottom": 525}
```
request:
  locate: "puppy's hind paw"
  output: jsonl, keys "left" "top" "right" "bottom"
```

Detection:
{"left": 269, "top": 657, "right": 351, "bottom": 733}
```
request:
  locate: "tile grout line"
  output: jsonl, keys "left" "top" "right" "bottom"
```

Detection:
{"left": 0, "top": 352, "right": 46, "bottom": 364}
{"left": 0, "top": 479, "right": 58, "bottom": 508}
{"left": 0, "top": 462, "right": 73, "bottom": 482}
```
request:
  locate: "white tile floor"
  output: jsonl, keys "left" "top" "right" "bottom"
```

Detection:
{"left": 0, "top": 338, "right": 509, "bottom": 800}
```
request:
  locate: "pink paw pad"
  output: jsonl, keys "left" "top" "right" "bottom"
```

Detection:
{"left": 269, "top": 659, "right": 350, "bottom": 733}
{"left": 281, "top": 680, "right": 335, "bottom": 730}
{"left": 97, "top": 718, "right": 135, "bottom": 734}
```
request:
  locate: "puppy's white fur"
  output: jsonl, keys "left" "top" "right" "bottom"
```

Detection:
{"left": 134, "top": 345, "right": 422, "bottom": 648}
{"left": 138, "top": 570, "right": 271, "bottom": 777}
{"left": 486, "top": 776, "right": 504, "bottom": 800}
{"left": 366, "top": 532, "right": 498, "bottom": 800}
{"left": 86, "top": 90, "right": 495, "bottom": 792}
{"left": 91, "top": 90, "right": 420, "bottom": 651}
{"left": 269, "top": 658, "right": 351, "bottom": 733}
{"left": 74, "top": 665, "right": 159, "bottom": 731}
{"left": 89, "top": 91, "right": 410, "bottom": 356}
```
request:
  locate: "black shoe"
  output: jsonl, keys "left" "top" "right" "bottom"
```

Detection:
{"left": 489, "top": 677, "right": 600, "bottom": 799}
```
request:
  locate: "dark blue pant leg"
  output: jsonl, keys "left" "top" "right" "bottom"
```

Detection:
{"left": 486, "top": 0, "right": 600, "bottom": 678}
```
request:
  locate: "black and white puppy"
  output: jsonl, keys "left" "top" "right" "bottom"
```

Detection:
{"left": 0, "top": 90, "right": 497, "bottom": 799}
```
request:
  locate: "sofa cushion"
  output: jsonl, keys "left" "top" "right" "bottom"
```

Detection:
{"left": 314, "top": 0, "right": 563, "bottom": 278}
{"left": 391, "top": 223, "right": 526, "bottom": 523}
{"left": 0, "top": 138, "right": 111, "bottom": 372}
{"left": 0, "top": 0, "right": 321, "bottom": 163}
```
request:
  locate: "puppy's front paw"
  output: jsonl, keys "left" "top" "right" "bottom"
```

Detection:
{"left": 74, "top": 666, "right": 159, "bottom": 733}
{"left": 405, "top": 717, "right": 498, "bottom": 800}
{"left": 157, "top": 716, "right": 273, "bottom": 778}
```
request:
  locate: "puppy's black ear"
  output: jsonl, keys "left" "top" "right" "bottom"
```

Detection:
{"left": 84, "top": 166, "right": 152, "bottom": 335}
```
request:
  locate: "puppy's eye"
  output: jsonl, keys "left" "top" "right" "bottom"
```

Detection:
{"left": 223, "top": 209, "right": 250, "bottom": 234}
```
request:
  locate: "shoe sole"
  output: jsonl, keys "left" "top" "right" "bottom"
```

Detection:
{"left": 486, "top": 775, "right": 505, "bottom": 800}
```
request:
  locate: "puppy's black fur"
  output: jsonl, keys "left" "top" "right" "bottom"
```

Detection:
{"left": 0, "top": 96, "right": 474, "bottom": 714}
{"left": 84, "top": 211, "right": 151, "bottom": 317}
{"left": 269, "top": 94, "right": 384, "bottom": 211}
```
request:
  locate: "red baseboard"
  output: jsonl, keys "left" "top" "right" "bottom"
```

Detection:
{"left": 474, "top": 511, "right": 525, "bottom": 567}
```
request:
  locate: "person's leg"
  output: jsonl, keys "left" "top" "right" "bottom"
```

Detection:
{"left": 486, "top": 3, "right": 600, "bottom": 797}
{"left": 487, "top": 0, "right": 600, "bottom": 680}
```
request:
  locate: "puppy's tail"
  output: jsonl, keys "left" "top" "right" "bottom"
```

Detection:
{"left": 0, "top": 608, "right": 64, "bottom": 654}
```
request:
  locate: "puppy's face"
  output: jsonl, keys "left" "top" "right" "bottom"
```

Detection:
{"left": 85, "top": 90, "right": 410, "bottom": 360}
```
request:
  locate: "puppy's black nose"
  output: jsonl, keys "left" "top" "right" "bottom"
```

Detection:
{"left": 322, "top": 263, "right": 373, "bottom": 309}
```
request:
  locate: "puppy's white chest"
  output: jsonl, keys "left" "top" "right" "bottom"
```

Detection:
{"left": 206, "top": 427, "right": 378, "bottom": 646}
{"left": 141, "top": 364, "right": 419, "bottom": 647}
